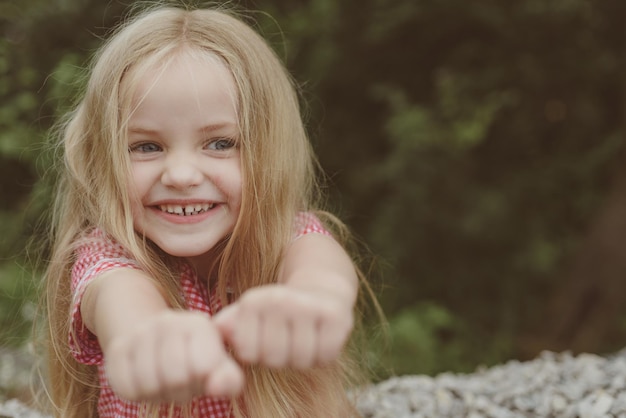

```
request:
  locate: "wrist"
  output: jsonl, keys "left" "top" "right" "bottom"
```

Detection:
{"left": 283, "top": 270, "right": 358, "bottom": 307}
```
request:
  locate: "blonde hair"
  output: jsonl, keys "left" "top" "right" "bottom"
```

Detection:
{"left": 43, "top": 4, "right": 367, "bottom": 417}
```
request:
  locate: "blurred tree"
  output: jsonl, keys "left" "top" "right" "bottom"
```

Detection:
{"left": 3, "top": 0, "right": 626, "bottom": 376}
{"left": 244, "top": 0, "right": 626, "bottom": 365}
{"left": 530, "top": 0, "right": 626, "bottom": 355}
{"left": 0, "top": 0, "right": 128, "bottom": 345}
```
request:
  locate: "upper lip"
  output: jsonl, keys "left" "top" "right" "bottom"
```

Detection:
{"left": 149, "top": 198, "right": 219, "bottom": 206}
{"left": 152, "top": 200, "right": 218, "bottom": 216}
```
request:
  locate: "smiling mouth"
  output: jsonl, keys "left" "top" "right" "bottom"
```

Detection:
{"left": 158, "top": 203, "right": 216, "bottom": 216}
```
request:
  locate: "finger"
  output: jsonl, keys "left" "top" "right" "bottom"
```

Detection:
{"left": 259, "top": 311, "right": 289, "bottom": 368}
{"left": 317, "top": 313, "right": 353, "bottom": 365}
{"left": 187, "top": 318, "right": 228, "bottom": 391}
{"left": 290, "top": 316, "right": 316, "bottom": 369}
{"left": 205, "top": 357, "right": 244, "bottom": 398}
{"left": 130, "top": 332, "right": 161, "bottom": 400}
{"left": 157, "top": 333, "right": 194, "bottom": 403}
{"left": 213, "top": 303, "right": 239, "bottom": 343}
{"left": 233, "top": 308, "right": 260, "bottom": 363}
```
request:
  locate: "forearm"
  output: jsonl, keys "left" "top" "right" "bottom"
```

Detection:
{"left": 80, "top": 268, "right": 243, "bottom": 401}
{"left": 279, "top": 233, "right": 358, "bottom": 306}
{"left": 81, "top": 268, "right": 170, "bottom": 353}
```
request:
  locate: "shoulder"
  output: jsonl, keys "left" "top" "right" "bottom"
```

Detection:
{"left": 71, "top": 228, "right": 141, "bottom": 291}
{"left": 74, "top": 228, "right": 134, "bottom": 258}
{"left": 293, "top": 212, "right": 332, "bottom": 239}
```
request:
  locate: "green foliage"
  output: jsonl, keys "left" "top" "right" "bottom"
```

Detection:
{"left": 0, "top": 262, "right": 38, "bottom": 348}
{"left": 0, "top": 6, "right": 84, "bottom": 347}
{"left": 2, "top": 0, "right": 626, "bottom": 381}
{"left": 370, "top": 302, "right": 512, "bottom": 378}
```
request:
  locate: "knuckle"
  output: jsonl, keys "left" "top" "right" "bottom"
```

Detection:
{"left": 162, "top": 371, "right": 190, "bottom": 394}
{"left": 263, "top": 351, "right": 287, "bottom": 368}
{"left": 292, "top": 353, "right": 313, "bottom": 369}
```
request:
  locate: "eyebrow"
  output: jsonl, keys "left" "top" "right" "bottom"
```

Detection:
{"left": 127, "top": 122, "right": 238, "bottom": 135}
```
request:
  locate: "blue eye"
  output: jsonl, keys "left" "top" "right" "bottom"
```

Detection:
{"left": 129, "top": 142, "right": 162, "bottom": 153}
{"left": 207, "top": 138, "right": 236, "bottom": 151}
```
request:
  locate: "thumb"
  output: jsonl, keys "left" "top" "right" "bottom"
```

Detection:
{"left": 205, "top": 356, "right": 245, "bottom": 398}
{"left": 213, "top": 303, "right": 239, "bottom": 341}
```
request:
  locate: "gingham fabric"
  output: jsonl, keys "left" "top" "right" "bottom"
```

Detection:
{"left": 69, "top": 212, "right": 330, "bottom": 417}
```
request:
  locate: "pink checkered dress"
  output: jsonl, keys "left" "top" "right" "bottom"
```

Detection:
{"left": 69, "top": 212, "right": 329, "bottom": 417}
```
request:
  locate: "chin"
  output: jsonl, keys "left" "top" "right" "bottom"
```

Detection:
{"left": 161, "top": 246, "right": 212, "bottom": 258}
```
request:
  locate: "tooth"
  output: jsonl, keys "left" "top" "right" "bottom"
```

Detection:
{"left": 185, "top": 205, "right": 195, "bottom": 215}
{"left": 194, "top": 204, "right": 202, "bottom": 212}
{"left": 208, "top": 203, "right": 215, "bottom": 209}
{"left": 173, "top": 205, "right": 183, "bottom": 214}
{"left": 202, "top": 204, "right": 209, "bottom": 211}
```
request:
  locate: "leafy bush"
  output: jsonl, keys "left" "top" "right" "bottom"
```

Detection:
{"left": 369, "top": 302, "right": 512, "bottom": 379}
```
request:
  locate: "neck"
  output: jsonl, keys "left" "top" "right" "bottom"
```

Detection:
{"left": 186, "top": 242, "right": 226, "bottom": 284}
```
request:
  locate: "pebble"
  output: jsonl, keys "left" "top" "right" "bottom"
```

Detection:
{"left": 0, "top": 399, "right": 49, "bottom": 418}
{"left": 356, "top": 350, "right": 626, "bottom": 417}
{"left": 4, "top": 350, "right": 626, "bottom": 417}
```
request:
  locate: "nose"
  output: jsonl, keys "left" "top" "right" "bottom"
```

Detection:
{"left": 161, "top": 152, "right": 203, "bottom": 189}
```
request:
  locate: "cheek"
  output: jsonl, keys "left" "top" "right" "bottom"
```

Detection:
{"left": 127, "top": 165, "right": 151, "bottom": 222}
{"left": 231, "top": 172, "right": 243, "bottom": 205}
{"left": 128, "top": 164, "right": 152, "bottom": 200}
{"left": 232, "top": 170, "right": 243, "bottom": 208}
{"left": 215, "top": 160, "right": 243, "bottom": 205}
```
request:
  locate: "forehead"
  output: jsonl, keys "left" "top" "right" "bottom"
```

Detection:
{"left": 121, "top": 48, "right": 239, "bottom": 114}
{"left": 120, "top": 49, "right": 241, "bottom": 141}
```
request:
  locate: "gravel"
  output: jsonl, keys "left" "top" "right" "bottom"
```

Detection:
{"left": 3, "top": 350, "right": 626, "bottom": 417}
{"left": 356, "top": 351, "right": 626, "bottom": 418}
{"left": 0, "top": 399, "right": 49, "bottom": 418}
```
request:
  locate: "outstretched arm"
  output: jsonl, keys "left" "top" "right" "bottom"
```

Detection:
{"left": 214, "top": 232, "right": 359, "bottom": 369}
{"left": 80, "top": 269, "right": 243, "bottom": 403}
{"left": 280, "top": 232, "right": 358, "bottom": 306}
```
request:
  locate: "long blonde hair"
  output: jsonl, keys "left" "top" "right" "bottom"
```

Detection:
{"left": 43, "top": 4, "right": 367, "bottom": 417}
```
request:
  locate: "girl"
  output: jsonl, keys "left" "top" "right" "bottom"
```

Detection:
{"left": 43, "top": 3, "right": 369, "bottom": 418}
